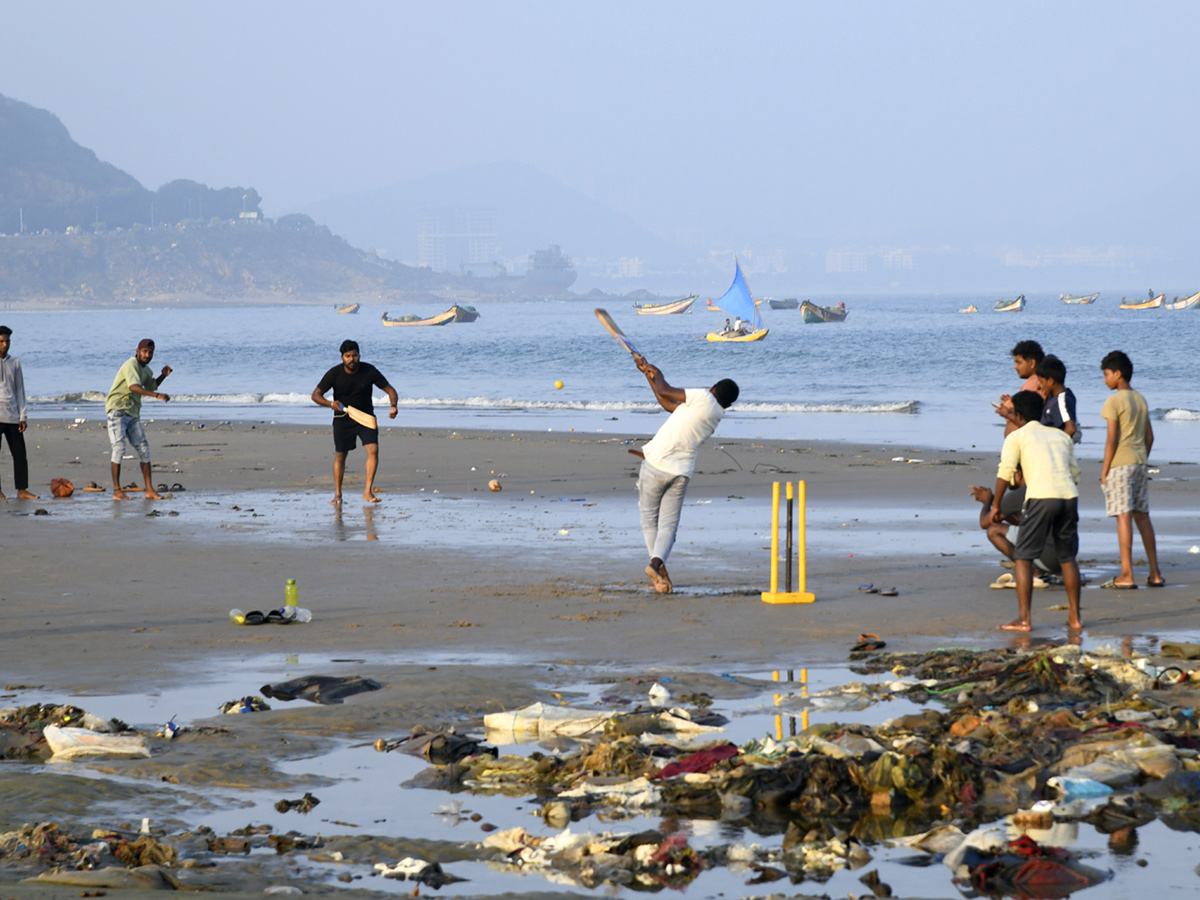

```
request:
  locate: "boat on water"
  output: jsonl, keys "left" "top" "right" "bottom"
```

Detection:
{"left": 335, "top": 302, "right": 361, "bottom": 314}
{"left": 1060, "top": 293, "right": 1099, "bottom": 305}
{"left": 994, "top": 295, "right": 1026, "bottom": 312}
{"left": 768, "top": 298, "right": 799, "bottom": 310}
{"left": 1164, "top": 290, "right": 1200, "bottom": 310}
{"left": 959, "top": 305, "right": 979, "bottom": 314}
{"left": 633, "top": 295, "right": 697, "bottom": 315}
{"left": 381, "top": 307, "right": 457, "bottom": 327}
{"left": 1120, "top": 293, "right": 1164, "bottom": 310}
{"left": 705, "top": 261, "right": 768, "bottom": 342}
{"left": 451, "top": 304, "right": 480, "bottom": 322}
{"left": 800, "top": 300, "right": 848, "bottom": 323}
{"left": 706, "top": 297, "right": 764, "bottom": 312}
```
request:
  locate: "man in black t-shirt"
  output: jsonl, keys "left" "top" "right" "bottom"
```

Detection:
{"left": 311, "top": 339, "right": 399, "bottom": 504}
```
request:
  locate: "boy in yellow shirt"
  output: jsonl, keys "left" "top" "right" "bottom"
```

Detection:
{"left": 1099, "top": 350, "right": 1163, "bottom": 589}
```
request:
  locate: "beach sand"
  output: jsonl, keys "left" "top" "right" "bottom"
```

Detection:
{"left": 4, "top": 419, "right": 1199, "bottom": 690}
{"left": 3, "top": 420, "right": 1199, "bottom": 895}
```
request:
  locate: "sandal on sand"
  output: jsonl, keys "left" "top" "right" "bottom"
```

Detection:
{"left": 851, "top": 633, "right": 887, "bottom": 652}
{"left": 1101, "top": 579, "right": 1138, "bottom": 590}
{"left": 82, "top": 481, "right": 104, "bottom": 492}
{"left": 990, "top": 573, "right": 1015, "bottom": 589}
{"left": 265, "top": 609, "right": 292, "bottom": 624}
{"left": 857, "top": 584, "right": 878, "bottom": 593}
{"left": 1147, "top": 577, "right": 1166, "bottom": 588}
{"left": 879, "top": 587, "right": 898, "bottom": 597}
{"left": 171, "top": 483, "right": 186, "bottom": 491}
{"left": 240, "top": 610, "right": 265, "bottom": 625}
{"left": 156, "top": 483, "right": 169, "bottom": 492}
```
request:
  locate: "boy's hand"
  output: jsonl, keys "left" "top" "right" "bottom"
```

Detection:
{"left": 159, "top": 365, "right": 172, "bottom": 379}
{"left": 968, "top": 485, "right": 992, "bottom": 505}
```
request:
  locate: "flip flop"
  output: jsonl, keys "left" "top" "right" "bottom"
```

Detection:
{"left": 990, "top": 573, "right": 1015, "bottom": 589}
{"left": 1147, "top": 577, "right": 1166, "bottom": 588}
{"left": 851, "top": 633, "right": 887, "bottom": 652}
{"left": 82, "top": 482, "right": 104, "bottom": 492}
{"left": 241, "top": 610, "right": 265, "bottom": 625}
{"left": 857, "top": 584, "right": 878, "bottom": 593}
{"left": 266, "top": 609, "right": 291, "bottom": 624}
{"left": 879, "top": 587, "right": 898, "bottom": 596}
{"left": 171, "top": 483, "right": 186, "bottom": 491}
{"left": 156, "top": 483, "right": 169, "bottom": 492}
{"left": 1101, "top": 579, "right": 1138, "bottom": 590}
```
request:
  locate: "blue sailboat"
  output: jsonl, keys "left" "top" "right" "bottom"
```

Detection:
{"left": 705, "top": 260, "right": 768, "bottom": 341}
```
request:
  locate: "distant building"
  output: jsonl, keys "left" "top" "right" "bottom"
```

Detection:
{"left": 418, "top": 208, "right": 498, "bottom": 272}
{"left": 825, "top": 250, "right": 868, "bottom": 273}
{"left": 610, "top": 257, "right": 644, "bottom": 278}
{"left": 883, "top": 249, "right": 913, "bottom": 270}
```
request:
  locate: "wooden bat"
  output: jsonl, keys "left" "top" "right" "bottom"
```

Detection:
{"left": 594, "top": 308, "right": 645, "bottom": 359}
{"left": 344, "top": 405, "right": 378, "bottom": 429}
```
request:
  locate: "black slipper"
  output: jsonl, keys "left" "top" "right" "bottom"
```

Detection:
{"left": 266, "top": 609, "right": 291, "bottom": 624}
{"left": 1147, "top": 577, "right": 1166, "bottom": 587}
{"left": 156, "top": 483, "right": 169, "bottom": 492}
{"left": 171, "top": 483, "right": 186, "bottom": 491}
{"left": 242, "top": 610, "right": 265, "bottom": 625}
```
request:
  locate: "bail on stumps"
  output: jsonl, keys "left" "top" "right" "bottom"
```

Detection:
{"left": 762, "top": 480, "right": 815, "bottom": 604}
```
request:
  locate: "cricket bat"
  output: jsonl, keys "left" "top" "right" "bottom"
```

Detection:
{"left": 344, "top": 405, "right": 378, "bottom": 429}
{"left": 594, "top": 309, "right": 645, "bottom": 359}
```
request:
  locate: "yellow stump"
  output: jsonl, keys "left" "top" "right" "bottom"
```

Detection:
{"left": 762, "top": 480, "right": 815, "bottom": 604}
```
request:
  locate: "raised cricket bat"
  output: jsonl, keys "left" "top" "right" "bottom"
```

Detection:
{"left": 594, "top": 308, "right": 645, "bottom": 359}
{"left": 345, "top": 405, "right": 378, "bottom": 429}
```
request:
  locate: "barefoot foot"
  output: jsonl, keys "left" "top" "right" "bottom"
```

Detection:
{"left": 144, "top": 488, "right": 163, "bottom": 500}
{"left": 113, "top": 489, "right": 130, "bottom": 501}
{"left": 17, "top": 489, "right": 39, "bottom": 500}
{"left": 999, "top": 619, "right": 1032, "bottom": 632}
{"left": 363, "top": 492, "right": 381, "bottom": 503}
{"left": 330, "top": 496, "right": 343, "bottom": 506}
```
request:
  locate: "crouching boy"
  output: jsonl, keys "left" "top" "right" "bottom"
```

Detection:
{"left": 991, "top": 390, "right": 1082, "bottom": 632}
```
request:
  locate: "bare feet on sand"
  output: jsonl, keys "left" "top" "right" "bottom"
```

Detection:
{"left": 331, "top": 496, "right": 342, "bottom": 505}
{"left": 17, "top": 489, "right": 39, "bottom": 499}
{"left": 363, "top": 492, "right": 381, "bottom": 503}
{"left": 113, "top": 489, "right": 130, "bottom": 501}
{"left": 145, "top": 486, "right": 163, "bottom": 500}
{"left": 999, "top": 619, "right": 1031, "bottom": 632}
{"left": 645, "top": 559, "right": 672, "bottom": 594}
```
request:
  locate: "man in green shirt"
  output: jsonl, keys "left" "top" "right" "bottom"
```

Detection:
{"left": 106, "top": 339, "right": 172, "bottom": 500}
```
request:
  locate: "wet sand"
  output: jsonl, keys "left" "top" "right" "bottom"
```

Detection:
{"left": 4, "top": 418, "right": 1199, "bottom": 693}
{"left": 4, "top": 419, "right": 1200, "bottom": 897}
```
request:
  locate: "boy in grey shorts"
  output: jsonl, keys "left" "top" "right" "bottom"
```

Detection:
{"left": 1099, "top": 350, "right": 1163, "bottom": 589}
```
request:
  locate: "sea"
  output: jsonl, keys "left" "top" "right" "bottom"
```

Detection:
{"left": 5, "top": 295, "right": 1198, "bottom": 462}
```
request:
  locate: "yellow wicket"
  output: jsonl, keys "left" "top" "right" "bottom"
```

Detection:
{"left": 761, "top": 480, "right": 815, "bottom": 604}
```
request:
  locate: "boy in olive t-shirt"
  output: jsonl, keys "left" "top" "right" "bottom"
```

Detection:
{"left": 1099, "top": 350, "right": 1163, "bottom": 589}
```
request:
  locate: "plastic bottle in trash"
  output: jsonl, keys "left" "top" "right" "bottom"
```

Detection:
{"left": 229, "top": 608, "right": 246, "bottom": 625}
{"left": 285, "top": 578, "right": 298, "bottom": 610}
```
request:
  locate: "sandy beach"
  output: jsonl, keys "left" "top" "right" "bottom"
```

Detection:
{"left": 3, "top": 419, "right": 1200, "bottom": 896}
{"left": 4, "top": 418, "right": 1199, "bottom": 688}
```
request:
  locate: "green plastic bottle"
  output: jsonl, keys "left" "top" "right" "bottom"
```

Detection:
{"left": 285, "top": 579, "right": 298, "bottom": 611}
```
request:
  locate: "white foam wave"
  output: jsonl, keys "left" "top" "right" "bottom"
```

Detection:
{"left": 1163, "top": 408, "right": 1200, "bottom": 422}
{"left": 31, "top": 392, "right": 919, "bottom": 416}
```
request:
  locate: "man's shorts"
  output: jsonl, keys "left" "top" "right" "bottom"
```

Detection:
{"left": 1014, "top": 497, "right": 1078, "bottom": 563}
{"left": 333, "top": 416, "right": 378, "bottom": 453}
{"left": 1103, "top": 464, "right": 1149, "bottom": 516}
{"left": 107, "top": 411, "right": 150, "bottom": 464}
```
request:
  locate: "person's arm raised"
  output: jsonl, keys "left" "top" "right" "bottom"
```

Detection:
{"left": 635, "top": 355, "right": 684, "bottom": 412}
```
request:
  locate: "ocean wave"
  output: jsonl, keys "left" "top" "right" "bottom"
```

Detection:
{"left": 1163, "top": 408, "right": 1200, "bottom": 422}
{"left": 31, "top": 392, "right": 919, "bottom": 416}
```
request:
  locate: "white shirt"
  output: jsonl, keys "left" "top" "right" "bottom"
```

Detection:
{"left": 0, "top": 355, "right": 26, "bottom": 423}
{"left": 642, "top": 388, "right": 725, "bottom": 478}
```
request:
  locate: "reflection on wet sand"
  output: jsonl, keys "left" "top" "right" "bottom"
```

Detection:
{"left": 333, "top": 504, "right": 378, "bottom": 542}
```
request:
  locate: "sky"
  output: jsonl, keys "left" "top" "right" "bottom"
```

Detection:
{"left": 3, "top": 0, "right": 1198, "bottom": 282}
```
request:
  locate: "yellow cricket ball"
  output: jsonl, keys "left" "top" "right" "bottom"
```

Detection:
{"left": 554, "top": 380, "right": 564, "bottom": 390}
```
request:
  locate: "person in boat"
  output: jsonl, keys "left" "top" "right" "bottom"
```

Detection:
{"left": 311, "top": 340, "right": 399, "bottom": 505}
{"left": 105, "top": 338, "right": 172, "bottom": 501}
{"left": 991, "top": 390, "right": 1082, "bottom": 632}
{"left": 0, "top": 325, "right": 38, "bottom": 500}
{"left": 630, "top": 354, "right": 738, "bottom": 594}
{"left": 732, "top": 317, "right": 748, "bottom": 335}
{"left": 723, "top": 318, "right": 732, "bottom": 335}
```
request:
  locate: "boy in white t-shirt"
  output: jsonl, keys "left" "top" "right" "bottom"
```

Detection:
{"left": 632, "top": 354, "right": 739, "bottom": 594}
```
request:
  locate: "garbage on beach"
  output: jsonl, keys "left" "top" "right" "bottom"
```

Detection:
{"left": 260, "top": 674, "right": 381, "bottom": 705}
{"left": 220, "top": 696, "right": 270, "bottom": 714}
{"left": 483, "top": 701, "right": 726, "bottom": 744}
{"left": 41, "top": 724, "right": 150, "bottom": 759}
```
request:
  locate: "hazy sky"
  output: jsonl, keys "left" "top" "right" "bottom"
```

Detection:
{"left": 3, "top": 0, "right": 1198, "bottom": 255}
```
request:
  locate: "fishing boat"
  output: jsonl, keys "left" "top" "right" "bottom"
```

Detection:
{"left": 335, "top": 302, "right": 361, "bottom": 314}
{"left": 705, "top": 261, "right": 768, "bottom": 342}
{"left": 800, "top": 300, "right": 848, "bottom": 323}
{"left": 633, "top": 295, "right": 697, "bottom": 315}
{"left": 1164, "top": 290, "right": 1200, "bottom": 310}
{"left": 768, "top": 298, "right": 799, "bottom": 310}
{"left": 381, "top": 308, "right": 457, "bottom": 327}
{"left": 451, "top": 304, "right": 480, "bottom": 322}
{"left": 706, "top": 297, "right": 764, "bottom": 312}
{"left": 959, "top": 305, "right": 979, "bottom": 314}
{"left": 994, "top": 295, "right": 1025, "bottom": 312}
{"left": 1060, "top": 293, "right": 1099, "bottom": 305}
{"left": 1119, "top": 293, "right": 1164, "bottom": 310}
